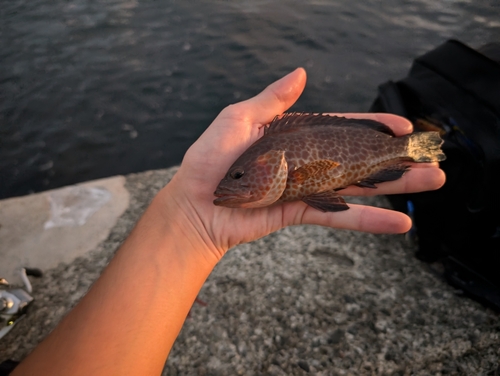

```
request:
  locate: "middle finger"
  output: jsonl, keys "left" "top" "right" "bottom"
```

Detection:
{"left": 338, "top": 163, "right": 445, "bottom": 196}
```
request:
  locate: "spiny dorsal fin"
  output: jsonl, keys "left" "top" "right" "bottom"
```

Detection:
{"left": 264, "top": 112, "right": 396, "bottom": 137}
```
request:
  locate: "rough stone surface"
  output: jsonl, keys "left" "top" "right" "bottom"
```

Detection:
{"left": 1, "top": 167, "right": 499, "bottom": 375}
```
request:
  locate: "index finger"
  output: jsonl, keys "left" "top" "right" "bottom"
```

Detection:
{"left": 326, "top": 113, "right": 413, "bottom": 136}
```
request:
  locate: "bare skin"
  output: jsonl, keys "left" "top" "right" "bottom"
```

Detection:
{"left": 13, "top": 68, "right": 445, "bottom": 376}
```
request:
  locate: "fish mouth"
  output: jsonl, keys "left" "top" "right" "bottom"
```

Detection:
{"left": 213, "top": 187, "right": 253, "bottom": 207}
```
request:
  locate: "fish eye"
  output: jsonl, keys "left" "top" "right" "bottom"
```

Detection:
{"left": 230, "top": 168, "right": 245, "bottom": 179}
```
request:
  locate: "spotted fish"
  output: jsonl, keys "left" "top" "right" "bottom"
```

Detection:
{"left": 214, "top": 113, "right": 445, "bottom": 212}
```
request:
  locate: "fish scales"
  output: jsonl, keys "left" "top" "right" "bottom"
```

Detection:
{"left": 277, "top": 126, "right": 406, "bottom": 201}
{"left": 214, "top": 113, "right": 445, "bottom": 212}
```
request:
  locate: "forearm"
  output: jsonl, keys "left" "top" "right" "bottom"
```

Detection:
{"left": 13, "top": 184, "right": 219, "bottom": 376}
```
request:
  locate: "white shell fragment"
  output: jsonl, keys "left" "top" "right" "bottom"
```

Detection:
{"left": 44, "top": 186, "right": 112, "bottom": 229}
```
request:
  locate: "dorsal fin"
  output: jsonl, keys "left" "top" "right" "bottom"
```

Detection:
{"left": 264, "top": 112, "right": 396, "bottom": 137}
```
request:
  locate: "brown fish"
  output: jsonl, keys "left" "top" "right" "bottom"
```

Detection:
{"left": 214, "top": 113, "right": 445, "bottom": 212}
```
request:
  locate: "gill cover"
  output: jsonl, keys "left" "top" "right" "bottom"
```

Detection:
{"left": 244, "top": 149, "right": 288, "bottom": 208}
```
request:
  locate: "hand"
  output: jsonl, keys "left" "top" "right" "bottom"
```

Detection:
{"left": 162, "top": 68, "right": 445, "bottom": 260}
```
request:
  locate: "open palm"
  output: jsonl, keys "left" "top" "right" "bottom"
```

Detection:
{"left": 167, "top": 68, "right": 445, "bottom": 259}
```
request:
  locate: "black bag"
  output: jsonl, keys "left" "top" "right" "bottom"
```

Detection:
{"left": 370, "top": 39, "right": 500, "bottom": 310}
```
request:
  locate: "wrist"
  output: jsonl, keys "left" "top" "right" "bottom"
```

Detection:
{"left": 150, "top": 174, "right": 223, "bottom": 266}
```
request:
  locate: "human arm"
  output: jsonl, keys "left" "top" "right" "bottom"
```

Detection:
{"left": 12, "top": 68, "right": 445, "bottom": 375}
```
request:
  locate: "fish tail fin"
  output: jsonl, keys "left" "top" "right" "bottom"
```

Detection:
{"left": 406, "top": 132, "right": 446, "bottom": 162}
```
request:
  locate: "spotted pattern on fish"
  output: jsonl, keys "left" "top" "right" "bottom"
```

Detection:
{"left": 277, "top": 126, "right": 407, "bottom": 201}
{"left": 214, "top": 113, "right": 445, "bottom": 212}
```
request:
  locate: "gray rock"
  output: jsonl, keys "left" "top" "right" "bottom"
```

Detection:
{"left": 0, "top": 166, "right": 499, "bottom": 376}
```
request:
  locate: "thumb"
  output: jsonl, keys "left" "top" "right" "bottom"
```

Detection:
{"left": 223, "top": 68, "right": 307, "bottom": 126}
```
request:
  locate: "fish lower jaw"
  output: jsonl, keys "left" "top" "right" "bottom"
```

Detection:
{"left": 213, "top": 191, "right": 253, "bottom": 208}
{"left": 214, "top": 195, "right": 286, "bottom": 209}
{"left": 213, "top": 190, "right": 252, "bottom": 199}
{"left": 213, "top": 193, "right": 279, "bottom": 209}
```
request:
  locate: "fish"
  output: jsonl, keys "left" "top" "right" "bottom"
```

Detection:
{"left": 213, "top": 113, "right": 446, "bottom": 212}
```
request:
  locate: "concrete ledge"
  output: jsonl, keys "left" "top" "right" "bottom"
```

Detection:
{"left": 0, "top": 167, "right": 498, "bottom": 375}
{"left": 0, "top": 176, "right": 129, "bottom": 284}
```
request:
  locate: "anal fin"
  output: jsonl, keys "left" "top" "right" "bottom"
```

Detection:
{"left": 355, "top": 164, "right": 410, "bottom": 189}
{"left": 302, "top": 190, "right": 349, "bottom": 212}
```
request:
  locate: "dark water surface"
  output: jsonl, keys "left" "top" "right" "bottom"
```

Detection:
{"left": 1, "top": 0, "right": 499, "bottom": 199}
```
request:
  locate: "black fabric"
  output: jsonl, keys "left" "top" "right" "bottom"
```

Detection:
{"left": 415, "top": 40, "right": 500, "bottom": 114}
{"left": 370, "top": 39, "right": 500, "bottom": 311}
{"left": 0, "top": 360, "right": 19, "bottom": 376}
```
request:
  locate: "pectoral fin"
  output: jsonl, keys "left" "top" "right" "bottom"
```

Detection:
{"left": 291, "top": 160, "right": 341, "bottom": 184}
{"left": 302, "top": 190, "right": 349, "bottom": 212}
